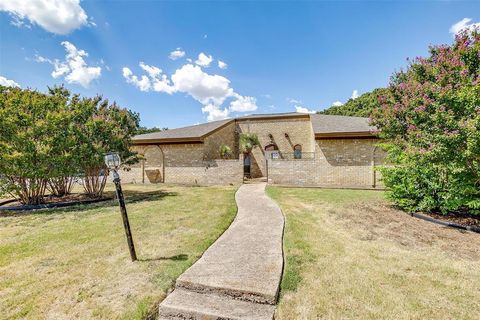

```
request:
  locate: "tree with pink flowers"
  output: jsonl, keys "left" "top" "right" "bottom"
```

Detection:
{"left": 371, "top": 29, "right": 480, "bottom": 214}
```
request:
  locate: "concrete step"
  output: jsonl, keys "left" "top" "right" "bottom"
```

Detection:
{"left": 158, "top": 288, "right": 275, "bottom": 320}
{"left": 175, "top": 279, "right": 277, "bottom": 304}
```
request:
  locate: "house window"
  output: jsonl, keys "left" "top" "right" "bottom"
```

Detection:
{"left": 294, "top": 144, "right": 302, "bottom": 159}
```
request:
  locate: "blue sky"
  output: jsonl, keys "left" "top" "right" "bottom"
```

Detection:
{"left": 0, "top": 1, "right": 479, "bottom": 129}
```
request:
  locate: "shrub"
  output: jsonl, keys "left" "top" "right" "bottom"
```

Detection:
{"left": 371, "top": 29, "right": 480, "bottom": 214}
{"left": 219, "top": 144, "right": 232, "bottom": 159}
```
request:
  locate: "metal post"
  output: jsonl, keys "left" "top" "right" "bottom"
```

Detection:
{"left": 112, "top": 169, "right": 137, "bottom": 261}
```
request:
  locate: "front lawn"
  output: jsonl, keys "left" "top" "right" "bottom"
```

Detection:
{"left": 267, "top": 187, "right": 480, "bottom": 319}
{"left": 0, "top": 184, "right": 237, "bottom": 320}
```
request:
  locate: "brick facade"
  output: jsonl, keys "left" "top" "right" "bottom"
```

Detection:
{"left": 122, "top": 123, "right": 243, "bottom": 185}
{"left": 267, "top": 138, "right": 385, "bottom": 188}
{"left": 125, "top": 115, "right": 386, "bottom": 189}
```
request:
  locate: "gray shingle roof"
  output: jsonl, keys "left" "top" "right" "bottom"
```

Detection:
{"left": 236, "top": 112, "right": 307, "bottom": 120}
{"left": 133, "top": 119, "right": 232, "bottom": 143}
{"left": 132, "top": 112, "right": 376, "bottom": 143}
{"left": 310, "top": 114, "right": 375, "bottom": 136}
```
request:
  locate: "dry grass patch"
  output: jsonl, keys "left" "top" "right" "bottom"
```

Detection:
{"left": 0, "top": 184, "right": 237, "bottom": 320}
{"left": 267, "top": 187, "right": 480, "bottom": 320}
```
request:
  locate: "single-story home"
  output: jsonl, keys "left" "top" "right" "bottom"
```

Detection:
{"left": 123, "top": 112, "right": 385, "bottom": 189}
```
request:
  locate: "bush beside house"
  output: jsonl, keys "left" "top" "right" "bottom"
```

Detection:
{"left": 371, "top": 29, "right": 480, "bottom": 214}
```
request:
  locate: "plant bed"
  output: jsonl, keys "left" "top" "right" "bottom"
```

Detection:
{"left": 0, "top": 193, "right": 113, "bottom": 212}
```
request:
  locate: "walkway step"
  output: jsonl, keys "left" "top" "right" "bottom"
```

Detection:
{"left": 159, "top": 288, "right": 275, "bottom": 320}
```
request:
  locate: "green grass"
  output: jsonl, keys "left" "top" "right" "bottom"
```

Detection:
{"left": 0, "top": 184, "right": 237, "bottom": 320}
{"left": 267, "top": 186, "right": 480, "bottom": 320}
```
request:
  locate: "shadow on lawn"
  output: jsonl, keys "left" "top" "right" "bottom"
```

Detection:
{"left": 138, "top": 254, "right": 189, "bottom": 262}
{"left": 0, "top": 189, "right": 177, "bottom": 217}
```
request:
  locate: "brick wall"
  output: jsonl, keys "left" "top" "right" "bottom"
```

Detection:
{"left": 267, "top": 138, "right": 386, "bottom": 189}
{"left": 164, "top": 158, "right": 243, "bottom": 185}
{"left": 236, "top": 117, "right": 314, "bottom": 178}
{"left": 123, "top": 123, "right": 242, "bottom": 185}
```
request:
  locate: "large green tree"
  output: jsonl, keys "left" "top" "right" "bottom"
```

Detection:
{"left": 0, "top": 86, "right": 61, "bottom": 204}
{"left": 320, "top": 88, "right": 390, "bottom": 117}
{"left": 70, "top": 94, "right": 140, "bottom": 197}
{"left": 0, "top": 86, "right": 140, "bottom": 204}
{"left": 371, "top": 29, "right": 480, "bottom": 214}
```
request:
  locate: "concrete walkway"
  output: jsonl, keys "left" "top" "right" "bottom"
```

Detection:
{"left": 159, "top": 183, "right": 284, "bottom": 319}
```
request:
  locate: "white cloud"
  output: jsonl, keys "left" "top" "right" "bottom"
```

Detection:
{"left": 201, "top": 104, "right": 230, "bottom": 121}
{"left": 123, "top": 67, "right": 151, "bottom": 91}
{"left": 351, "top": 89, "right": 359, "bottom": 99}
{"left": 169, "top": 48, "right": 185, "bottom": 60}
{"left": 0, "top": 75, "right": 20, "bottom": 87}
{"left": 195, "top": 52, "right": 213, "bottom": 67}
{"left": 450, "top": 18, "right": 480, "bottom": 35}
{"left": 295, "top": 105, "right": 316, "bottom": 114}
{"left": 218, "top": 60, "right": 228, "bottom": 69}
{"left": 0, "top": 0, "right": 89, "bottom": 34}
{"left": 229, "top": 95, "right": 257, "bottom": 112}
{"left": 332, "top": 101, "right": 343, "bottom": 107}
{"left": 36, "top": 41, "right": 101, "bottom": 88}
{"left": 122, "top": 62, "right": 257, "bottom": 121}
{"left": 172, "top": 64, "right": 232, "bottom": 105}
{"left": 139, "top": 62, "right": 162, "bottom": 78}
{"left": 287, "top": 98, "right": 302, "bottom": 104}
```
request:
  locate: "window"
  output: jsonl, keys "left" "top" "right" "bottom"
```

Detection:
{"left": 294, "top": 144, "right": 302, "bottom": 159}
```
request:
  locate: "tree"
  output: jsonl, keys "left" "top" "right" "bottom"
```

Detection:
{"left": 46, "top": 86, "right": 79, "bottom": 196}
{"left": 371, "top": 29, "right": 480, "bottom": 214}
{"left": 320, "top": 88, "right": 390, "bottom": 117}
{"left": 0, "top": 86, "right": 60, "bottom": 204}
{"left": 239, "top": 133, "right": 260, "bottom": 153}
{"left": 135, "top": 126, "right": 168, "bottom": 135}
{"left": 72, "top": 95, "right": 140, "bottom": 197}
{"left": 0, "top": 85, "right": 140, "bottom": 203}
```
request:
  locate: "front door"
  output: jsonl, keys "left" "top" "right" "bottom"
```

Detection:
{"left": 243, "top": 154, "right": 251, "bottom": 178}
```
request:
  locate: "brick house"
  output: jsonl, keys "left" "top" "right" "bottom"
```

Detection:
{"left": 124, "top": 112, "right": 385, "bottom": 189}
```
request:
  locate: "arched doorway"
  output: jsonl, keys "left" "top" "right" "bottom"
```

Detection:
{"left": 243, "top": 153, "right": 252, "bottom": 178}
{"left": 143, "top": 146, "right": 164, "bottom": 183}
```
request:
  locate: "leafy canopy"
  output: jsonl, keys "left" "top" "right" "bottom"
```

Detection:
{"left": 320, "top": 88, "right": 390, "bottom": 117}
{"left": 239, "top": 133, "right": 260, "bottom": 153}
{"left": 371, "top": 29, "right": 480, "bottom": 214}
{"left": 0, "top": 85, "right": 140, "bottom": 204}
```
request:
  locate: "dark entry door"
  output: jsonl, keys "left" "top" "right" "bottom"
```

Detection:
{"left": 243, "top": 154, "right": 251, "bottom": 178}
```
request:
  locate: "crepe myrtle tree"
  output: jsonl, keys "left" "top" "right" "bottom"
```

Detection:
{"left": 0, "top": 85, "right": 140, "bottom": 204}
{"left": 0, "top": 86, "right": 64, "bottom": 204}
{"left": 371, "top": 28, "right": 480, "bottom": 214}
{"left": 71, "top": 94, "right": 140, "bottom": 198}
